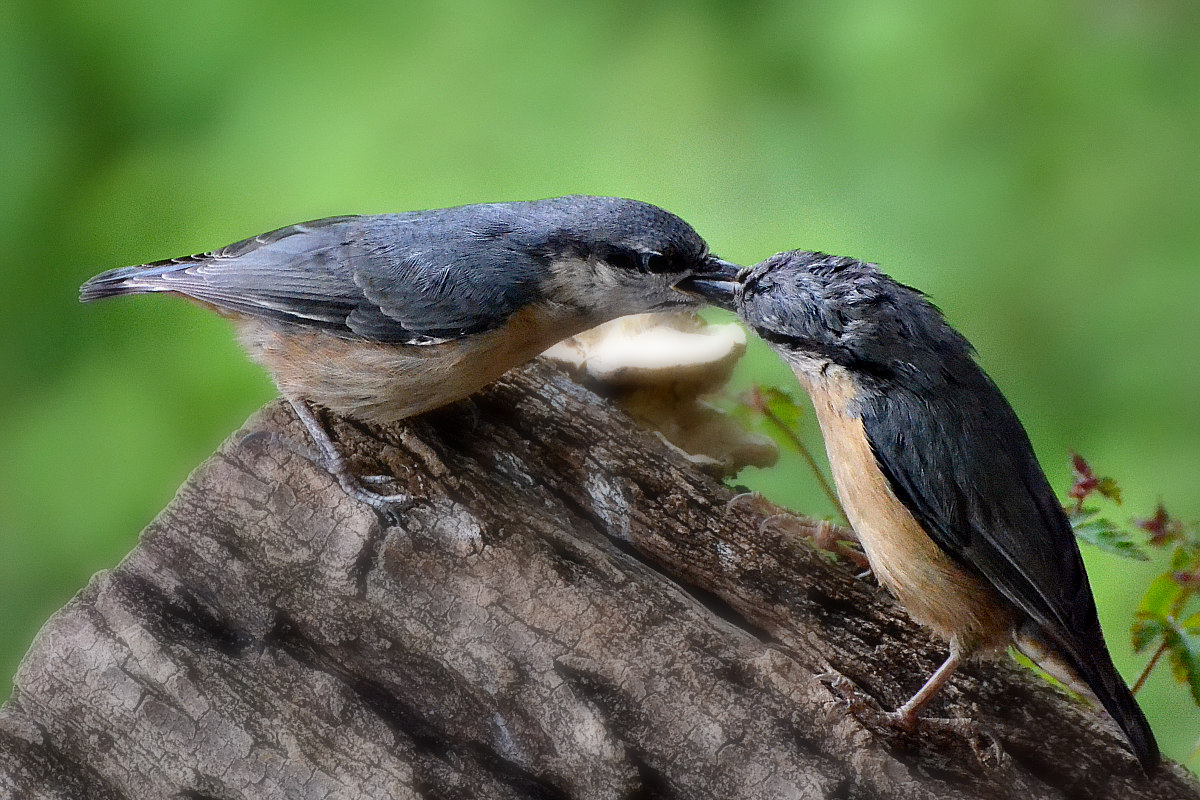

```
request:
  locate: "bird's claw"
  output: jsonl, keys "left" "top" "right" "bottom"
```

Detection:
{"left": 241, "top": 415, "right": 413, "bottom": 526}
{"left": 817, "top": 675, "right": 1005, "bottom": 766}
{"left": 344, "top": 482, "right": 413, "bottom": 526}
{"left": 758, "top": 514, "right": 872, "bottom": 572}
{"left": 725, "top": 491, "right": 772, "bottom": 515}
{"left": 887, "top": 714, "right": 1005, "bottom": 766}
{"left": 815, "top": 671, "right": 879, "bottom": 719}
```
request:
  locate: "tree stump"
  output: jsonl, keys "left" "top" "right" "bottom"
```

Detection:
{"left": 0, "top": 360, "right": 1195, "bottom": 799}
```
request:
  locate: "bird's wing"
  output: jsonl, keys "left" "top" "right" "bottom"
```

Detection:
{"left": 104, "top": 211, "right": 546, "bottom": 343}
{"left": 858, "top": 376, "right": 1098, "bottom": 656}
{"left": 860, "top": 370, "right": 1159, "bottom": 767}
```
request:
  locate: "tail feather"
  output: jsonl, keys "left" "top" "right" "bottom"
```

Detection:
{"left": 1017, "top": 622, "right": 1159, "bottom": 769}
{"left": 79, "top": 264, "right": 177, "bottom": 302}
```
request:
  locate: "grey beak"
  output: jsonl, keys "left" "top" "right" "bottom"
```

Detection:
{"left": 699, "top": 257, "right": 742, "bottom": 280}
{"left": 673, "top": 275, "right": 739, "bottom": 311}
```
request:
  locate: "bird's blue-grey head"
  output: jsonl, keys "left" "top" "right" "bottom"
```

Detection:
{"left": 516, "top": 196, "right": 740, "bottom": 316}
{"left": 680, "top": 250, "right": 976, "bottom": 388}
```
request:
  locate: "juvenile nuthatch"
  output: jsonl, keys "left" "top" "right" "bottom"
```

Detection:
{"left": 678, "top": 250, "right": 1158, "bottom": 768}
{"left": 81, "top": 195, "right": 737, "bottom": 513}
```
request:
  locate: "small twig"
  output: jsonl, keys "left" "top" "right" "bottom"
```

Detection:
{"left": 1131, "top": 640, "right": 1169, "bottom": 696}
{"left": 1132, "top": 585, "right": 1192, "bottom": 696}
{"left": 756, "top": 401, "right": 846, "bottom": 524}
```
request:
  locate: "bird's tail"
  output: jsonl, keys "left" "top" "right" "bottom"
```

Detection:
{"left": 1016, "top": 621, "right": 1159, "bottom": 769}
{"left": 79, "top": 262, "right": 183, "bottom": 303}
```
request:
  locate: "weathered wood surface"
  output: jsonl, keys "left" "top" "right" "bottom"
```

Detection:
{"left": 0, "top": 360, "right": 1195, "bottom": 799}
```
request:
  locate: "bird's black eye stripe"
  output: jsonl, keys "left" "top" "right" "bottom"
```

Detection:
{"left": 757, "top": 326, "right": 897, "bottom": 381}
{"left": 594, "top": 245, "right": 680, "bottom": 274}
{"left": 612, "top": 251, "right": 641, "bottom": 271}
{"left": 639, "top": 251, "right": 674, "bottom": 274}
{"left": 593, "top": 245, "right": 643, "bottom": 273}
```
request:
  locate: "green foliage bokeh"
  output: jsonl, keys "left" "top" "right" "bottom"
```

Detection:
{"left": 3, "top": 0, "right": 1198, "bottom": 764}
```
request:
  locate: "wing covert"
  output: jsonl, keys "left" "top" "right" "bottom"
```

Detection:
{"left": 858, "top": 378, "right": 1097, "bottom": 654}
{"left": 134, "top": 210, "right": 547, "bottom": 343}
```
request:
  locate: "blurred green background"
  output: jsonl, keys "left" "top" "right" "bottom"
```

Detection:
{"left": 3, "top": 0, "right": 1198, "bottom": 765}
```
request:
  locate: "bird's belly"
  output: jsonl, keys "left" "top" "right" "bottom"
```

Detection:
{"left": 803, "top": 369, "right": 1016, "bottom": 651}
{"left": 234, "top": 306, "right": 587, "bottom": 424}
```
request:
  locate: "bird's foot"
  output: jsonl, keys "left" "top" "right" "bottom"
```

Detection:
{"left": 340, "top": 477, "right": 412, "bottom": 526}
{"left": 811, "top": 519, "right": 871, "bottom": 570}
{"left": 883, "top": 712, "right": 1005, "bottom": 766}
{"left": 756, "top": 513, "right": 870, "bottom": 571}
{"left": 254, "top": 402, "right": 416, "bottom": 526}
{"left": 815, "top": 671, "right": 880, "bottom": 720}
{"left": 817, "top": 672, "right": 1003, "bottom": 765}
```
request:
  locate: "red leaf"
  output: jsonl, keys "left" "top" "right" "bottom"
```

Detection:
{"left": 1137, "top": 502, "right": 1185, "bottom": 548}
{"left": 1068, "top": 451, "right": 1100, "bottom": 504}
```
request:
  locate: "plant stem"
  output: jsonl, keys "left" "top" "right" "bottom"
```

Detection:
{"left": 757, "top": 403, "right": 846, "bottom": 523}
{"left": 1131, "top": 640, "right": 1169, "bottom": 696}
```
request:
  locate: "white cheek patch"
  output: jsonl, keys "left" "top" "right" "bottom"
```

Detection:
{"left": 545, "top": 258, "right": 677, "bottom": 314}
{"left": 782, "top": 350, "right": 835, "bottom": 383}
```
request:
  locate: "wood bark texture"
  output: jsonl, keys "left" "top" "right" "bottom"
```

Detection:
{"left": 0, "top": 360, "right": 1196, "bottom": 800}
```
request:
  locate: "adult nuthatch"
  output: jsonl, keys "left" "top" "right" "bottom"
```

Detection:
{"left": 81, "top": 195, "right": 738, "bottom": 513}
{"left": 678, "top": 250, "right": 1158, "bottom": 768}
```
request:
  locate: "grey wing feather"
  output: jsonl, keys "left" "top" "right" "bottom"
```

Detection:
{"left": 83, "top": 210, "right": 546, "bottom": 344}
{"left": 351, "top": 210, "right": 544, "bottom": 337}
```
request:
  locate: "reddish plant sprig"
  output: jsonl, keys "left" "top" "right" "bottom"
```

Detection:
{"left": 1068, "top": 451, "right": 1123, "bottom": 513}
{"left": 1136, "top": 502, "right": 1187, "bottom": 549}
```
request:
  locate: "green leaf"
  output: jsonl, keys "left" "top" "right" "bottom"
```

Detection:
{"left": 1096, "top": 476, "right": 1123, "bottom": 504}
{"left": 1164, "top": 620, "right": 1200, "bottom": 706}
{"left": 1171, "top": 545, "right": 1200, "bottom": 574}
{"left": 760, "top": 386, "right": 803, "bottom": 430}
{"left": 1138, "top": 572, "right": 1185, "bottom": 620}
{"left": 1071, "top": 513, "right": 1148, "bottom": 560}
{"left": 1132, "top": 615, "right": 1167, "bottom": 653}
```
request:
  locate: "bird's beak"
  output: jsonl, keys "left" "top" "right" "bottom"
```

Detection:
{"left": 699, "top": 257, "right": 742, "bottom": 280}
{"left": 673, "top": 257, "right": 741, "bottom": 310}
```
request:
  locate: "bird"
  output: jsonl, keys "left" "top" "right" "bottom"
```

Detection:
{"left": 676, "top": 249, "right": 1159, "bottom": 768}
{"left": 81, "top": 195, "right": 739, "bottom": 514}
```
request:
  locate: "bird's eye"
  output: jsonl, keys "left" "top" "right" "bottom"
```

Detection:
{"left": 639, "top": 251, "right": 674, "bottom": 274}
{"left": 599, "top": 247, "right": 641, "bottom": 273}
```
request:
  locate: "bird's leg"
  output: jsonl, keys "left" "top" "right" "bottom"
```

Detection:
{"left": 821, "top": 646, "right": 1003, "bottom": 762}
{"left": 286, "top": 397, "right": 411, "bottom": 517}
{"left": 887, "top": 642, "right": 1006, "bottom": 763}
{"left": 885, "top": 641, "right": 964, "bottom": 729}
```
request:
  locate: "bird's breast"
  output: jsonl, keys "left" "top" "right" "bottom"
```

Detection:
{"left": 234, "top": 302, "right": 596, "bottom": 424}
{"left": 794, "top": 362, "right": 1016, "bottom": 651}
